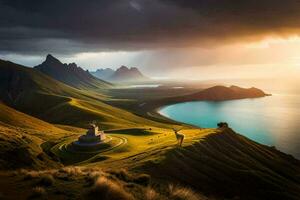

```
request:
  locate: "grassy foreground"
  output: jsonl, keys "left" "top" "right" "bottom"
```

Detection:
{"left": 1, "top": 126, "right": 300, "bottom": 200}
{"left": 138, "top": 128, "right": 300, "bottom": 200}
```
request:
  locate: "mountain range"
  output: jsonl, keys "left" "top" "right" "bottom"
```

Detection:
{"left": 91, "top": 68, "right": 115, "bottom": 80}
{"left": 34, "top": 54, "right": 111, "bottom": 89}
{"left": 91, "top": 65, "right": 148, "bottom": 82}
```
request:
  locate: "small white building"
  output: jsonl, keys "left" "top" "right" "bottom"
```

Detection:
{"left": 77, "top": 124, "right": 106, "bottom": 144}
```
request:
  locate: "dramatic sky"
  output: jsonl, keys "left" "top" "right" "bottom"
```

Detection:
{"left": 1, "top": 0, "right": 300, "bottom": 80}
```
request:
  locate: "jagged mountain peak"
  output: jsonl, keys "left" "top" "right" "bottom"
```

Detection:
{"left": 110, "top": 65, "right": 147, "bottom": 82}
{"left": 46, "top": 54, "right": 56, "bottom": 60}
{"left": 34, "top": 55, "right": 111, "bottom": 89}
{"left": 117, "top": 65, "right": 129, "bottom": 71}
{"left": 43, "top": 54, "right": 62, "bottom": 65}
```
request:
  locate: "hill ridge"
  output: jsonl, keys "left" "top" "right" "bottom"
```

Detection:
{"left": 141, "top": 127, "right": 300, "bottom": 200}
{"left": 175, "top": 85, "right": 268, "bottom": 101}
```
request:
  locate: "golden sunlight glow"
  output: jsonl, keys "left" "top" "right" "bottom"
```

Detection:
{"left": 244, "top": 35, "right": 300, "bottom": 49}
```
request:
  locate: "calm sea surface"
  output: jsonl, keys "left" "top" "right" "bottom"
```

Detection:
{"left": 159, "top": 94, "right": 300, "bottom": 158}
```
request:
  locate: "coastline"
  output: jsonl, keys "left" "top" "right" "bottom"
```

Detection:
{"left": 144, "top": 93, "right": 271, "bottom": 126}
{"left": 153, "top": 93, "right": 300, "bottom": 159}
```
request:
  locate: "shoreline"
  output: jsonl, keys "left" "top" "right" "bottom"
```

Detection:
{"left": 145, "top": 94, "right": 271, "bottom": 126}
{"left": 151, "top": 94, "right": 300, "bottom": 160}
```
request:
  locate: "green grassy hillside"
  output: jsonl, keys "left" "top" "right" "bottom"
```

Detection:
{"left": 0, "top": 103, "right": 72, "bottom": 169}
{"left": 0, "top": 59, "right": 108, "bottom": 110}
{"left": 0, "top": 123, "right": 65, "bottom": 170}
{"left": 139, "top": 128, "right": 300, "bottom": 200}
{"left": 0, "top": 102, "right": 62, "bottom": 133}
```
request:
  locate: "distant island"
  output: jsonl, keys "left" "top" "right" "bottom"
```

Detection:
{"left": 91, "top": 66, "right": 149, "bottom": 83}
{"left": 175, "top": 85, "right": 270, "bottom": 102}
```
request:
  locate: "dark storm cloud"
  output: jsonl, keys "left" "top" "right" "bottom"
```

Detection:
{"left": 1, "top": 0, "right": 300, "bottom": 54}
{"left": 165, "top": 0, "right": 300, "bottom": 29}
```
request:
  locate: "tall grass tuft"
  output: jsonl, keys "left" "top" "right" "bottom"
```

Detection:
{"left": 85, "top": 171, "right": 102, "bottom": 186}
{"left": 86, "top": 177, "right": 134, "bottom": 200}
{"left": 145, "top": 187, "right": 160, "bottom": 200}
{"left": 168, "top": 184, "right": 205, "bottom": 200}
{"left": 58, "top": 166, "right": 84, "bottom": 176}
{"left": 110, "top": 169, "right": 151, "bottom": 186}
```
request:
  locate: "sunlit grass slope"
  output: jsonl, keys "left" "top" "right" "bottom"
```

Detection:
{"left": 41, "top": 98, "right": 175, "bottom": 128}
{"left": 0, "top": 103, "right": 72, "bottom": 169}
{"left": 140, "top": 128, "right": 300, "bottom": 200}
{"left": 0, "top": 60, "right": 108, "bottom": 114}
{"left": 51, "top": 127, "right": 214, "bottom": 167}
{"left": 0, "top": 102, "right": 62, "bottom": 134}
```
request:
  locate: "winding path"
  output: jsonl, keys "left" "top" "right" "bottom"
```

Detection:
{"left": 51, "top": 135, "right": 128, "bottom": 160}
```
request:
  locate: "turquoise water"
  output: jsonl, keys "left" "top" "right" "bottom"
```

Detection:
{"left": 159, "top": 94, "right": 300, "bottom": 158}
